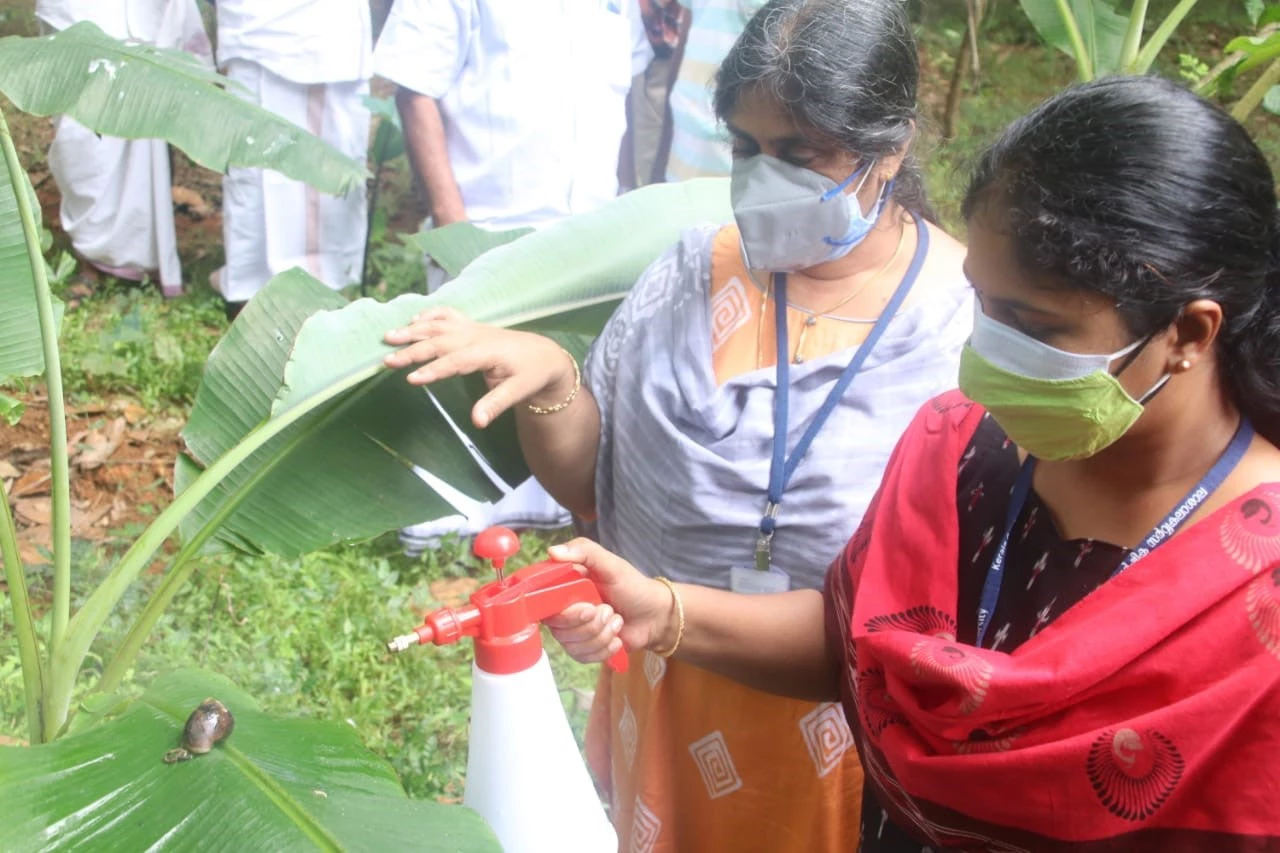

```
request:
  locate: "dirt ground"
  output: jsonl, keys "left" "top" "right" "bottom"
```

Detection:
{"left": 2, "top": 394, "right": 185, "bottom": 570}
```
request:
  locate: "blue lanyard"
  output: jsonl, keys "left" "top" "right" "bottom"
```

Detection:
{"left": 974, "top": 418, "right": 1255, "bottom": 647}
{"left": 755, "top": 217, "right": 930, "bottom": 571}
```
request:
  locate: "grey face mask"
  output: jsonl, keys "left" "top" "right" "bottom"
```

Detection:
{"left": 730, "top": 153, "right": 889, "bottom": 273}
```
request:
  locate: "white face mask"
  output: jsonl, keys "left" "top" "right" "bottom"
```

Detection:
{"left": 730, "top": 154, "right": 890, "bottom": 272}
{"left": 968, "top": 300, "right": 1148, "bottom": 381}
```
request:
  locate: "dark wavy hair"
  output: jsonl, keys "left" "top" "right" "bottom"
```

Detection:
{"left": 963, "top": 75, "right": 1280, "bottom": 443}
{"left": 712, "top": 0, "right": 933, "bottom": 221}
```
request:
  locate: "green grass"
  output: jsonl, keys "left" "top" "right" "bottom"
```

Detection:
{"left": 0, "top": 528, "right": 597, "bottom": 800}
{"left": 56, "top": 278, "right": 228, "bottom": 412}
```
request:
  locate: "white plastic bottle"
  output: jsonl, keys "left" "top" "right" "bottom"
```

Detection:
{"left": 465, "top": 654, "right": 616, "bottom": 853}
{"left": 387, "top": 527, "right": 628, "bottom": 853}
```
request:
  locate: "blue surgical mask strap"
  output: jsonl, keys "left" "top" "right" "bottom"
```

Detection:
{"left": 823, "top": 177, "right": 895, "bottom": 249}
{"left": 820, "top": 162, "right": 872, "bottom": 202}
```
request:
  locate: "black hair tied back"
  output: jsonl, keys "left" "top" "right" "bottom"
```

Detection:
{"left": 963, "top": 76, "right": 1280, "bottom": 444}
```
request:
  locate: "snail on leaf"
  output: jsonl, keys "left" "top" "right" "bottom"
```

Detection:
{"left": 163, "top": 698, "right": 234, "bottom": 764}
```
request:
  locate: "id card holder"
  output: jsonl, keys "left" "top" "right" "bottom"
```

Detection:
{"left": 730, "top": 565, "right": 792, "bottom": 595}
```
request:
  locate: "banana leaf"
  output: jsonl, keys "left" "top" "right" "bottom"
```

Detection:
{"left": 364, "top": 95, "right": 405, "bottom": 165}
{"left": 405, "top": 222, "right": 534, "bottom": 279}
{"left": 0, "top": 669, "right": 498, "bottom": 852}
{"left": 0, "top": 23, "right": 364, "bottom": 193}
{"left": 1225, "top": 30, "right": 1280, "bottom": 76}
{"left": 0, "top": 21, "right": 365, "bottom": 385}
{"left": 178, "top": 178, "right": 732, "bottom": 555}
{"left": 0, "top": 163, "right": 61, "bottom": 386}
{"left": 1019, "top": 0, "right": 1129, "bottom": 76}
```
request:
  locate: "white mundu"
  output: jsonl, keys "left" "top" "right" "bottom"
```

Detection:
{"left": 214, "top": 0, "right": 372, "bottom": 305}
{"left": 37, "top": 0, "right": 212, "bottom": 296}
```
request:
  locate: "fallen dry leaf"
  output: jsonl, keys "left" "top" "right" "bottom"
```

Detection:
{"left": 11, "top": 467, "right": 50, "bottom": 499}
{"left": 14, "top": 498, "right": 51, "bottom": 526}
{"left": 102, "top": 495, "right": 130, "bottom": 528}
{"left": 171, "top": 185, "right": 211, "bottom": 218}
{"left": 74, "top": 417, "right": 127, "bottom": 470}
{"left": 17, "top": 525, "right": 50, "bottom": 564}
{"left": 428, "top": 577, "right": 481, "bottom": 608}
{"left": 72, "top": 502, "right": 114, "bottom": 539}
{"left": 122, "top": 403, "right": 147, "bottom": 425}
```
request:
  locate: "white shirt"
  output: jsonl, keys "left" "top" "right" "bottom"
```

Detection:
{"left": 36, "top": 0, "right": 210, "bottom": 56}
{"left": 215, "top": 0, "right": 372, "bottom": 85}
{"left": 375, "top": 0, "right": 637, "bottom": 231}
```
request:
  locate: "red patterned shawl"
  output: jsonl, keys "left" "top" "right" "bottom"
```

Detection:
{"left": 827, "top": 391, "right": 1280, "bottom": 851}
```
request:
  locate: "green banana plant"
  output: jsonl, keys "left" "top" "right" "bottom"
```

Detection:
{"left": 1019, "top": 0, "right": 1200, "bottom": 80}
{"left": 0, "top": 20, "right": 366, "bottom": 746}
{"left": 0, "top": 670, "right": 498, "bottom": 852}
{"left": 0, "top": 22, "right": 493, "bottom": 850}
{"left": 1193, "top": 2, "right": 1280, "bottom": 120}
{"left": 0, "top": 18, "right": 732, "bottom": 849}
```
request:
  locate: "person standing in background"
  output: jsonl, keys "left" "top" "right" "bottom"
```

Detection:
{"left": 374, "top": 0, "right": 643, "bottom": 548}
{"left": 666, "top": 0, "right": 767, "bottom": 180}
{"left": 626, "top": 0, "right": 689, "bottom": 188}
{"left": 212, "top": 1, "right": 373, "bottom": 321}
{"left": 37, "top": 0, "right": 212, "bottom": 298}
{"left": 375, "top": 0, "right": 642, "bottom": 289}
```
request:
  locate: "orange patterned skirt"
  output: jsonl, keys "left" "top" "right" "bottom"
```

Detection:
{"left": 585, "top": 650, "right": 864, "bottom": 852}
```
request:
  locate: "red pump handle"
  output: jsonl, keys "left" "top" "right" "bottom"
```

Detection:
{"left": 470, "top": 557, "right": 630, "bottom": 674}
{"left": 386, "top": 528, "right": 630, "bottom": 675}
{"left": 511, "top": 563, "right": 631, "bottom": 674}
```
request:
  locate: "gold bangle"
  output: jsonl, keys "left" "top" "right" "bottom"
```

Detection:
{"left": 526, "top": 347, "right": 582, "bottom": 415}
{"left": 653, "top": 577, "right": 685, "bottom": 659}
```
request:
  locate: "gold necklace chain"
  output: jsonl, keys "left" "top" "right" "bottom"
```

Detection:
{"left": 755, "top": 221, "right": 909, "bottom": 368}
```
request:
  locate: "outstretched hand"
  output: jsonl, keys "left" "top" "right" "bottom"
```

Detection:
{"left": 383, "top": 307, "right": 576, "bottom": 428}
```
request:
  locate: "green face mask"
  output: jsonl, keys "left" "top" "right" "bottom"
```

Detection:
{"left": 957, "top": 308, "right": 1169, "bottom": 462}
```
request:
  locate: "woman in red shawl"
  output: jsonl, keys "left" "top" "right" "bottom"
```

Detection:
{"left": 547, "top": 76, "right": 1280, "bottom": 851}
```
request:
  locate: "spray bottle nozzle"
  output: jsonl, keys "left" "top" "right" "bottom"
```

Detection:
{"left": 387, "top": 633, "right": 417, "bottom": 653}
{"left": 385, "top": 527, "right": 630, "bottom": 674}
{"left": 387, "top": 622, "right": 437, "bottom": 653}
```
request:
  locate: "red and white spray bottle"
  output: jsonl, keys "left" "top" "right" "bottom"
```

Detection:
{"left": 387, "top": 527, "right": 626, "bottom": 853}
